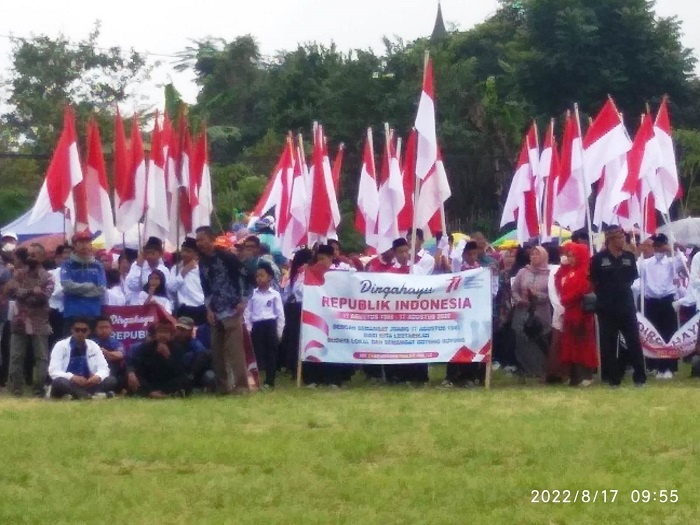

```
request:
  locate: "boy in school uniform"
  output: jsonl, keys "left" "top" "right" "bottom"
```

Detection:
{"left": 244, "top": 262, "right": 285, "bottom": 389}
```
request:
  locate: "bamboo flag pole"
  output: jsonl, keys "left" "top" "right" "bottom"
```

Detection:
{"left": 574, "top": 103, "right": 602, "bottom": 381}
{"left": 541, "top": 118, "right": 555, "bottom": 242}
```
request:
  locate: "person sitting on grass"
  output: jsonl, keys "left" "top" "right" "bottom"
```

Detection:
{"left": 244, "top": 262, "right": 285, "bottom": 389}
{"left": 134, "top": 269, "right": 173, "bottom": 314}
{"left": 48, "top": 316, "right": 116, "bottom": 399}
{"left": 92, "top": 316, "right": 126, "bottom": 392}
{"left": 126, "top": 320, "right": 190, "bottom": 398}
{"left": 172, "top": 316, "right": 215, "bottom": 392}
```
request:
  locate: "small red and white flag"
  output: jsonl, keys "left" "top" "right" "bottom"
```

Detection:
{"left": 553, "top": 111, "right": 586, "bottom": 231}
{"left": 652, "top": 98, "right": 680, "bottom": 213}
{"left": 355, "top": 128, "right": 380, "bottom": 250}
{"left": 84, "top": 118, "right": 117, "bottom": 248}
{"left": 415, "top": 56, "right": 438, "bottom": 182}
{"left": 31, "top": 107, "right": 84, "bottom": 227}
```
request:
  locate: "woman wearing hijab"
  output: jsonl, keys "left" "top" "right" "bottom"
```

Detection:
{"left": 557, "top": 243, "right": 597, "bottom": 386}
{"left": 511, "top": 246, "right": 551, "bottom": 379}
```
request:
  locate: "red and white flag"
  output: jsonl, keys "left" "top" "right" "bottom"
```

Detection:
{"left": 83, "top": 118, "right": 117, "bottom": 248}
{"left": 30, "top": 107, "right": 84, "bottom": 227}
{"left": 145, "top": 113, "right": 170, "bottom": 241}
{"left": 308, "top": 123, "right": 340, "bottom": 244}
{"left": 416, "top": 146, "right": 451, "bottom": 235}
{"left": 538, "top": 121, "right": 560, "bottom": 239}
{"left": 377, "top": 128, "right": 405, "bottom": 253}
{"left": 167, "top": 117, "right": 193, "bottom": 245}
{"left": 355, "top": 129, "right": 379, "bottom": 250}
{"left": 553, "top": 112, "right": 586, "bottom": 231}
{"left": 397, "top": 128, "right": 417, "bottom": 235}
{"left": 415, "top": 57, "right": 438, "bottom": 181}
{"left": 652, "top": 99, "right": 680, "bottom": 213}
{"left": 332, "top": 143, "right": 344, "bottom": 199}
{"left": 280, "top": 137, "right": 309, "bottom": 258}
{"left": 583, "top": 97, "right": 631, "bottom": 187}
{"left": 190, "top": 129, "right": 213, "bottom": 230}
{"left": 500, "top": 126, "right": 539, "bottom": 244}
{"left": 250, "top": 139, "right": 291, "bottom": 226}
{"left": 115, "top": 115, "right": 147, "bottom": 232}
{"left": 321, "top": 131, "right": 341, "bottom": 240}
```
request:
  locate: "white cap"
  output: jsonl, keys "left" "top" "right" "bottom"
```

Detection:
{"left": 1, "top": 232, "right": 18, "bottom": 242}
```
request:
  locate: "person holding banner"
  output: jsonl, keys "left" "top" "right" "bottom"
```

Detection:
{"left": 590, "top": 226, "right": 646, "bottom": 388}
{"left": 407, "top": 229, "right": 435, "bottom": 276}
{"left": 639, "top": 234, "right": 685, "bottom": 379}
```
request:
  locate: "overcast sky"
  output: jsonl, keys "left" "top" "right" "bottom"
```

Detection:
{"left": 0, "top": 0, "right": 698, "bottom": 111}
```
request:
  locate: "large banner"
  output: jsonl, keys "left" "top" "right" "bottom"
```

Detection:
{"left": 301, "top": 269, "right": 493, "bottom": 364}
{"left": 638, "top": 312, "right": 699, "bottom": 359}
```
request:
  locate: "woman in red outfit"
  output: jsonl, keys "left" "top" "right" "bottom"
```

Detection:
{"left": 556, "top": 243, "right": 598, "bottom": 386}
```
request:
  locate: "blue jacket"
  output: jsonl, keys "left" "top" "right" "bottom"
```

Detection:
{"left": 60, "top": 254, "right": 106, "bottom": 319}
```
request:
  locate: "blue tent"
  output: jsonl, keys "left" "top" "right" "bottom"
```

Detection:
{"left": 1, "top": 209, "right": 66, "bottom": 243}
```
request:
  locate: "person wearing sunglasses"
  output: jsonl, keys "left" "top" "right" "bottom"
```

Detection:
{"left": 48, "top": 316, "right": 116, "bottom": 399}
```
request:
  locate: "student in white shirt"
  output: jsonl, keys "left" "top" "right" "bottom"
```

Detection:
{"left": 407, "top": 228, "right": 435, "bottom": 276}
{"left": 168, "top": 238, "right": 206, "bottom": 325}
{"left": 640, "top": 234, "right": 685, "bottom": 378}
{"left": 125, "top": 237, "right": 171, "bottom": 305}
{"left": 244, "top": 262, "right": 285, "bottom": 388}
{"left": 134, "top": 269, "right": 173, "bottom": 314}
{"left": 104, "top": 269, "right": 126, "bottom": 307}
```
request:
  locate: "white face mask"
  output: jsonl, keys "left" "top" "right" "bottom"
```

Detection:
{"left": 559, "top": 255, "right": 569, "bottom": 266}
{"left": 2, "top": 243, "right": 16, "bottom": 253}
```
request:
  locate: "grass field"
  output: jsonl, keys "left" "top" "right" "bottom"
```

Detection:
{"left": 0, "top": 369, "right": 698, "bottom": 525}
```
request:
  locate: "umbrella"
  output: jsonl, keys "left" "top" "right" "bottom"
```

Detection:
{"left": 492, "top": 226, "right": 572, "bottom": 248}
{"left": 657, "top": 218, "right": 700, "bottom": 246}
{"left": 19, "top": 233, "right": 66, "bottom": 254}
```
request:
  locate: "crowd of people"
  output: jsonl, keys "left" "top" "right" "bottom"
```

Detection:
{"left": 0, "top": 220, "right": 698, "bottom": 399}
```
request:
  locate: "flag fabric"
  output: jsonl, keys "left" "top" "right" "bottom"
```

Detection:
{"left": 308, "top": 124, "right": 340, "bottom": 244}
{"left": 145, "top": 113, "right": 170, "bottom": 241}
{"left": 554, "top": 112, "right": 586, "bottom": 231}
{"left": 583, "top": 97, "right": 631, "bottom": 187}
{"left": 625, "top": 115, "right": 662, "bottom": 237}
{"left": 397, "top": 128, "right": 417, "bottom": 235}
{"left": 416, "top": 146, "right": 451, "bottom": 235}
{"left": 30, "top": 107, "right": 84, "bottom": 227}
{"left": 415, "top": 57, "right": 438, "bottom": 181}
{"left": 114, "top": 114, "right": 147, "bottom": 233}
{"left": 355, "top": 129, "right": 380, "bottom": 250}
{"left": 538, "top": 121, "right": 560, "bottom": 239}
{"left": 332, "top": 143, "right": 344, "bottom": 199}
{"left": 500, "top": 128, "right": 539, "bottom": 244}
{"left": 190, "top": 129, "right": 213, "bottom": 230}
{"left": 376, "top": 129, "right": 405, "bottom": 253}
{"left": 250, "top": 140, "right": 290, "bottom": 226}
{"left": 321, "top": 131, "right": 341, "bottom": 240}
{"left": 653, "top": 99, "right": 681, "bottom": 213}
{"left": 280, "top": 137, "right": 309, "bottom": 259}
{"left": 84, "top": 118, "right": 117, "bottom": 248}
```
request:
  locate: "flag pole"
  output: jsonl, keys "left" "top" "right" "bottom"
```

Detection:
{"left": 410, "top": 51, "right": 430, "bottom": 269}
{"left": 574, "top": 103, "right": 601, "bottom": 381}
{"left": 542, "top": 118, "right": 555, "bottom": 242}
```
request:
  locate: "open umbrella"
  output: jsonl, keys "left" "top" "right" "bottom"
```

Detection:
{"left": 657, "top": 218, "right": 700, "bottom": 246}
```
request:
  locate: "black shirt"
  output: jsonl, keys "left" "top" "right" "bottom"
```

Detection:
{"left": 128, "top": 341, "right": 187, "bottom": 388}
{"left": 590, "top": 248, "right": 638, "bottom": 313}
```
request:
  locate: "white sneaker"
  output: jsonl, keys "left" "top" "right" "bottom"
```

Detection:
{"left": 663, "top": 370, "right": 674, "bottom": 380}
{"left": 441, "top": 380, "right": 454, "bottom": 388}
{"left": 44, "top": 385, "right": 52, "bottom": 399}
{"left": 579, "top": 379, "right": 593, "bottom": 388}
{"left": 655, "top": 371, "right": 665, "bottom": 380}
{"left": 491, "top": 362, "right": 501, "bottom": 371}
{"left": 92, "top": 392, "right": 108, "bottom": 400}
{"left": 306, "top": 383, "right": 318, "bottom": 389}
{"left": 504, "top": 366, "right": 517, "bottom": 374}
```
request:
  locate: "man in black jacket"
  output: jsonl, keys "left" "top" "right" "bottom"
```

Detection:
{"left": 590, "top": 226, "right": 646, "bottom": 388}
{"left": 196, "top": 226, "right": 250, "bottom": 395}
{"left": 127, "top": 320, "right": 191, "bottom": 398}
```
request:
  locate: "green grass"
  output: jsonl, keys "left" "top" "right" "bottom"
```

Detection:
{"left": 0, "top": 369, "right": 698, "bottom": 525}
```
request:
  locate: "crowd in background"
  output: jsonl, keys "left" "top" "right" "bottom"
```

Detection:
{"left": 1, "top": 219, "right": 699, "bottom": 399}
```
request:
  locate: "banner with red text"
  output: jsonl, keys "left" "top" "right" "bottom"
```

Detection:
{"left": 638, "top": 312, "right": 699, "bottom": 359}
{"left": 301, "top": 269, "right": 492, "bottom": 364}
{"left": 103, "top": 304, "right": 173, "bottom": 353}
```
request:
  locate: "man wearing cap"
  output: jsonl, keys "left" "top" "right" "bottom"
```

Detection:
{"left": 172, "top": 316, "right": 214, "bottom": 391}
{"left": 590, "top": 226, "right": 646, "bottom": 387}
{"left": 125, "top": 236, "right": 171, "bottom": 305}
{"left": 168, "top": 238, "right": 206, "bottom": 326}
{"left": 639, "top": 233, "right": 685, "bottom": 379}
{"left": 60, "top": 231, "right": 106, "bottom": 329}
{"left": 1, "top": 232, "right": 18, "bottom": 254}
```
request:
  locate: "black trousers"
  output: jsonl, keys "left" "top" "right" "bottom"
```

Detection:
{"left": 51, "top": 376, "right": 118, "bottom": 399}
{"left": 446, "top": 363, "right": 485, "bottom": 385}
{"left": 598, "top": 309, "right": 647, "bottom": 385}
{"left": 189, "top": 350, "right": 214, "bottom": 389}
{"left": 176, "top": 305, "right": 208, "bottom": 327}
{"left": 0, "top": 321, "right": 10, "bottom": 386}
{"left": 280, "top": 303, "right": 301, "bottom": 374}
{"left": 644, "top": 295, "right": 679, "bottom": 373}
{"left": 251, "top": 319, "right": 279, "bottom": 386}
{"left": 133, "top": 375, "right": 192, "bottom": 397}
{"left": 48, "top": 308, "right": 64, "bottom": 352}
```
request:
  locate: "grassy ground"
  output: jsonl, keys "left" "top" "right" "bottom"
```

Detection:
{"left": 0, "top": 369, "right": 698, "bottom": 525}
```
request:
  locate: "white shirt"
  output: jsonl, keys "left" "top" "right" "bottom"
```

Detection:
{"left": 104, "top": 286, "right": 126, "bottom": 307}
{"left": 167, "top": 264, "right": 205, "bottom": 308}
{"left": 283, "top": 270, "right": 306, "bottom": 304}
{"left": 134, "top": 292, "right": 173, "bottom": 314}
{"left": 48, "top": 267, "right": 64, "bottom": 312}
{"left": 640, "top": 254, "right": 684, "bottom": 299}
{"left": 125, "top": 261, "right": 171, "bottom": 304}
{"left": 413, "top": 249, "right": 435, "bottom": 275}
{"left": 48, "top": 338, "right": 110, "bottom": 381}
{"left": 243, "top": 287, "right": 285, "bottom": 338}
